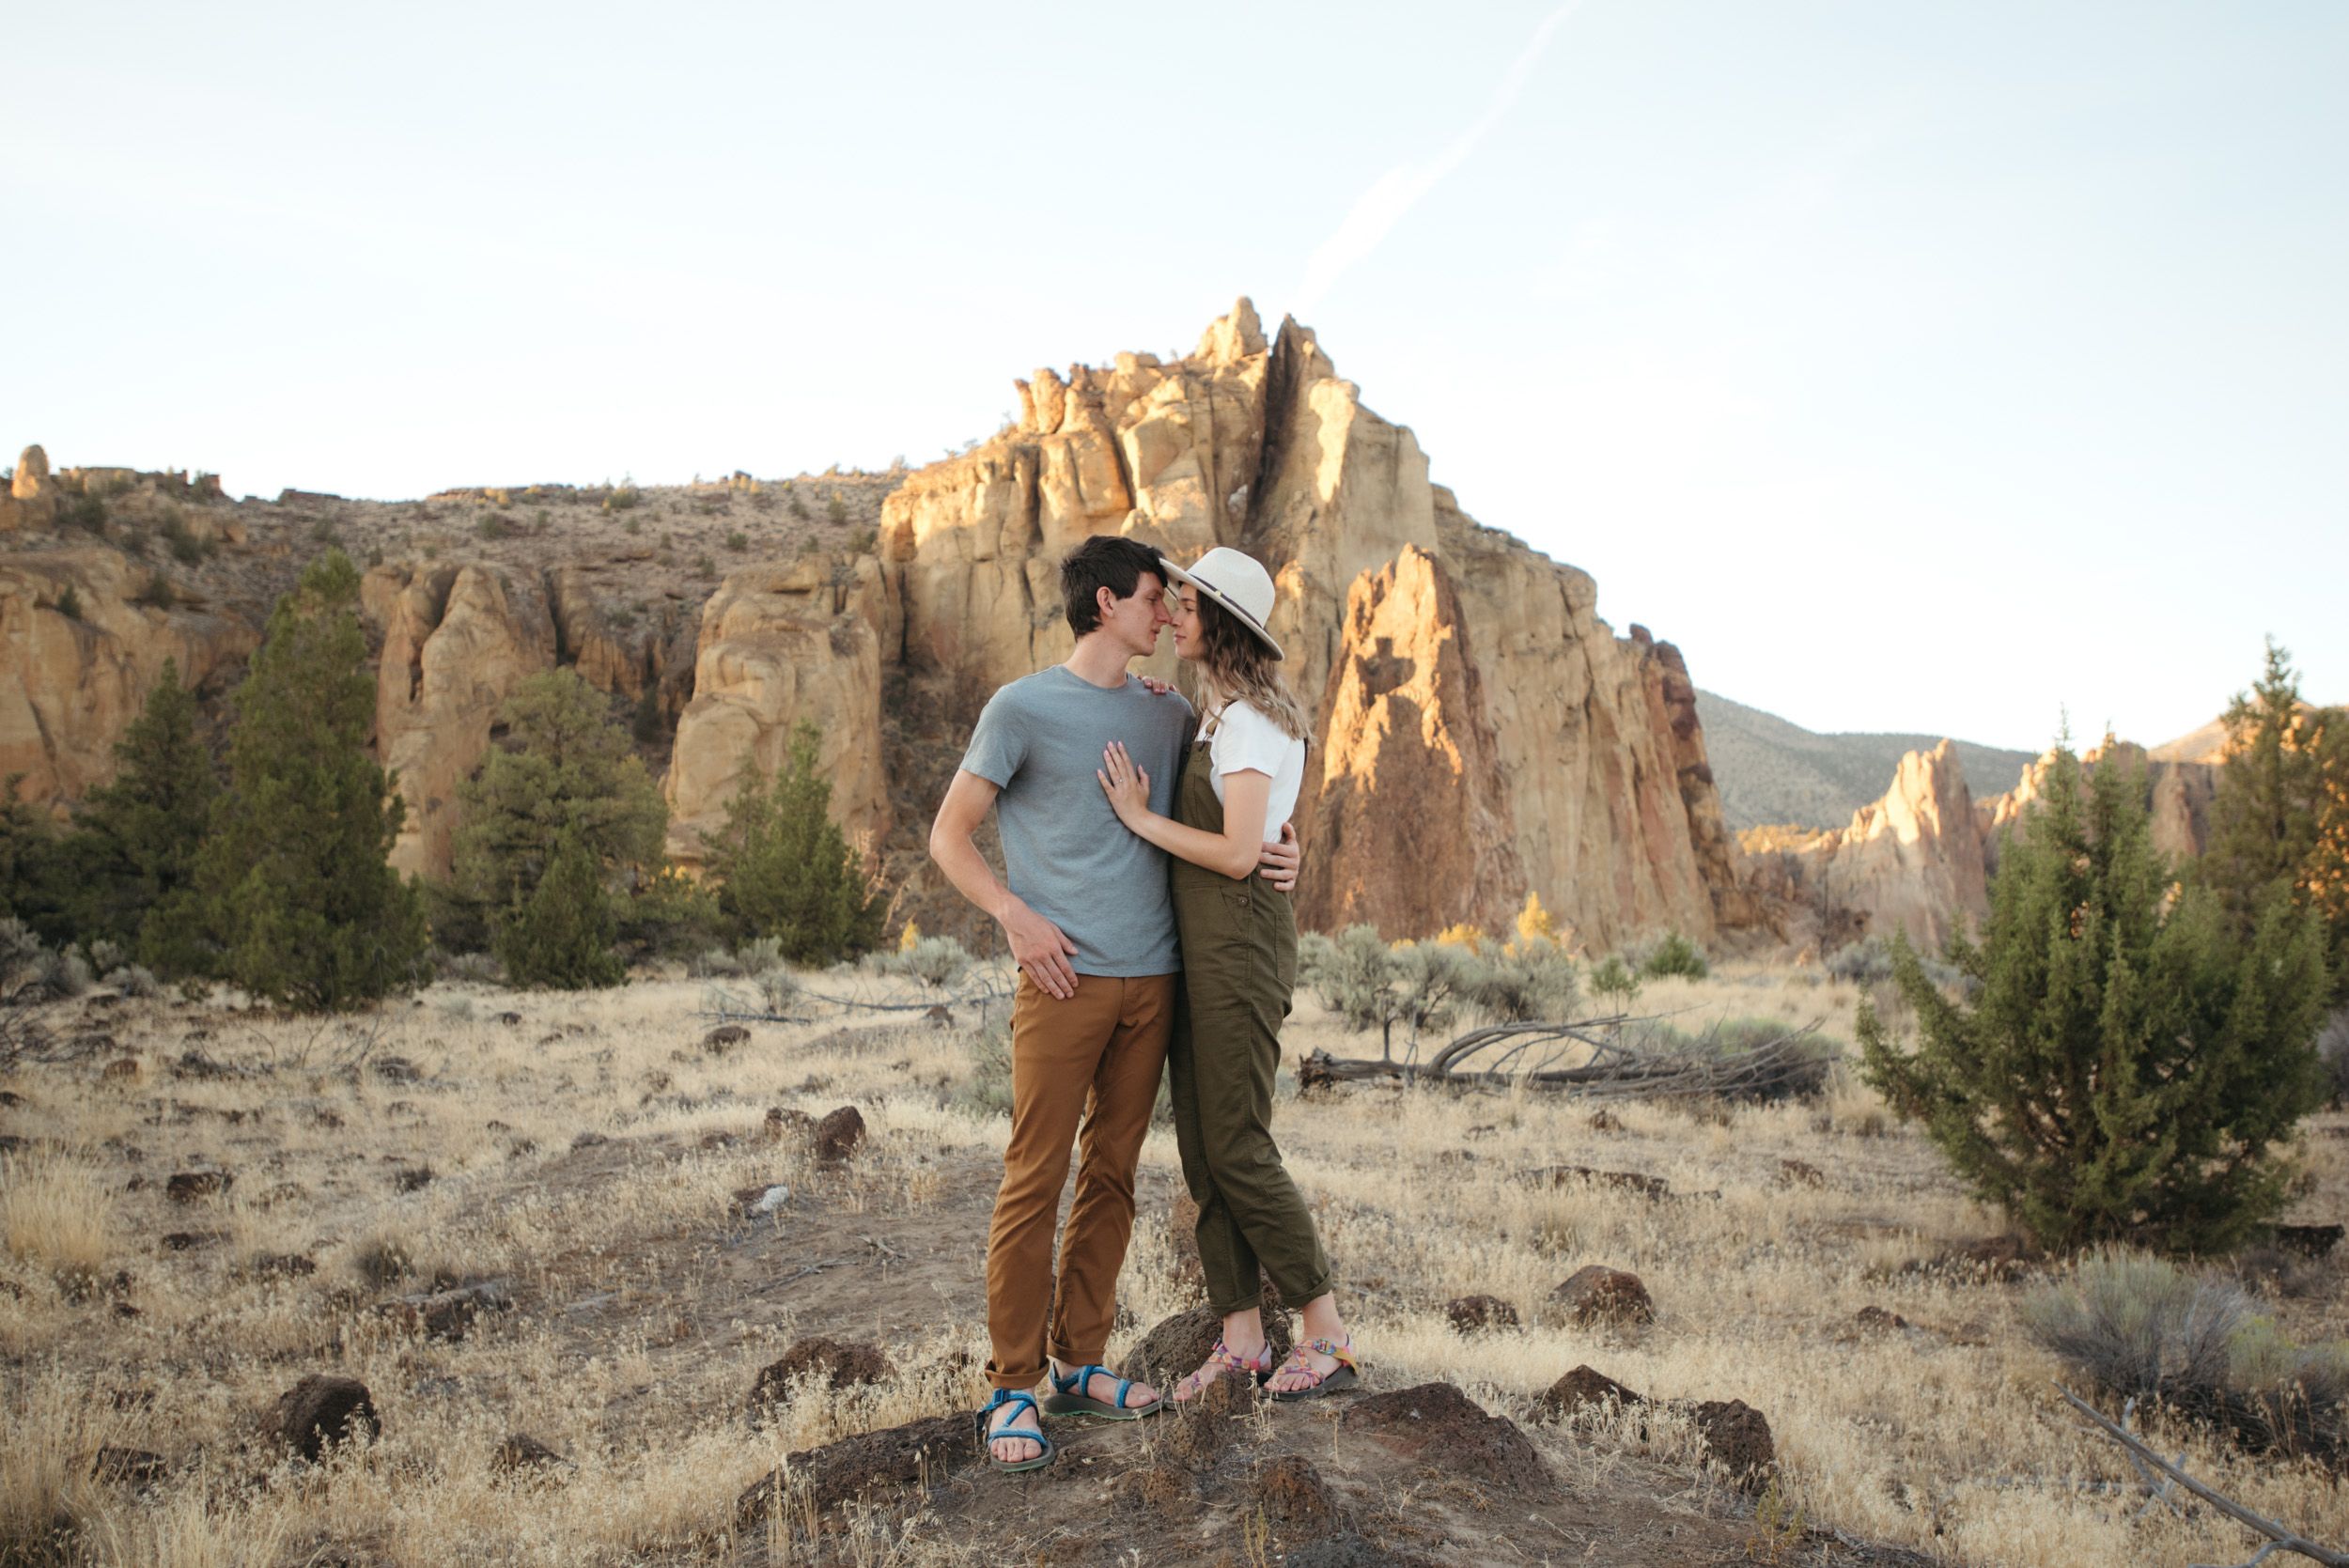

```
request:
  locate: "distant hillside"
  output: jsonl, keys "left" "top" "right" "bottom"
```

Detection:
{"left": 1696, "top": 691, "right": 2038, "bottom": 831}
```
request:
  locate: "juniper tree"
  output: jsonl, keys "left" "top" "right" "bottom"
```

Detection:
{"left": 193, "top": 551, "right": 428, "bottom": 1010}
{"left": 443, "top": 668, "right": 665, "bottom": 972}
{"left": 493, "top": 829, "right": 625, "bottom": 988}
{"left": 703, "top": 722, "right": 882, "bottom": 965}
{"left": 63, "top": 659, "right": 218, "bottom": 972}
{"left": 1859, "top": 737, "right": 2328, "bottom": 1253}
{"left": 2198, "top": 640, "right": 2348, "bottom": 994}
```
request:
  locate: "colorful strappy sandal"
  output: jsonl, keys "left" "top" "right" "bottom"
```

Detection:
{"left": 1044, "top": 1361, "right": 1161, "bottom": 1421}
{"left": 1173, "top": 1339, "right": 1271, "bottom": 1403}
{"left": 1268, "top": 1334, "right": 1360, "bottom": 1401}
{"left": 974, "top": 1388, "right": 1055, "bottom": 1472}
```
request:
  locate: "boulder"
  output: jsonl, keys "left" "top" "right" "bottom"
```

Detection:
{"left": 1255, "top": 1452, "right": 1339, "bottom": 1530}
{"left": 1122, "top": 1284, "right": 1293, "bottom": 1390}
{"left": 1548, "top": 1265, "right": 1655, "bottom": 1327}
{"left": 749, "top": 1337, "right": 889, "bottom": 1411}
{"left": 1536, "top": 1364, "right": 1643, "bottom": 1421}
{"left": 1443, "top": 1294, "right": 1519, "bottom": 1333}
{"left": 1167, "top": 1369, "right": 1252, "bottom": 1470}
{"left": 735, "top": 1413, "right": 973, "bottom": 1527}
{"left": 272, "top": 1374, "right": 378, "bottom": 1459}
{"left": 813, "top": 1105, "right": 865, "bottom": 1164}
{"left": 380, "top": 1279, "right": 512, "bottom": 1341}
{"left": 163, "top": 1170, "right": 230, "bottom": 1203}
{"left": 1691, "top": 1398, "right": 1776, "bottom": 1488}
{"left": 1341, "top": 1381, "right": 1548, "bottom": 1490}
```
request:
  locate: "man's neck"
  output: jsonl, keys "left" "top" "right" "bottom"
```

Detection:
{"left": 1063, "top": 633, "right": 1134, "bottom": 690}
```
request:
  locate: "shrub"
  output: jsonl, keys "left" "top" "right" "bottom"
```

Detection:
{"left": 2319, "top": 1009, "right": 2349, "bottom": 1107}
{"left": 64, "top": 493, "right": 107, "bottom": 534}
{"left": 825, "top": 490, "right": 848, "bottom": 527}
{"left": 101, "top": 965, "right": 160, "bottom": 999}
{"left": 1828, "top": 935, "right": 1969, "bottom": 993}
{"left": 844, "top": 525, "right": 879, "bottom": 553}
{"left": 964, "top": 1021, "right": 1013, "bottom": 1115}
{"left": 1299, "top": 924, "right": 1406, "bottom": 1058}
{"left": 603, "top": 480, "right": 641, "bottom": 513}
{"left": 1587, "top": 955, "right": 1641, "bottom": 1007}
{"left": 873, "top": 935, "right": 974, "bottom": 990}
{"left": 2023, "top": 1250, "right": 2348, "bottom": 1459}
{"left": 691, "top": 948, "right": 744, "bottom": 979}
{"left": 614, "top": 863, "right": 718, "bottom": 960}
{"left": 132, "top": 571, "right": 176, "bottom": 611}
{"left": 1391, "top": 939, "right": 1478, "bottom": 1047}
{"left": 724, "top": 530, "right": 749, "bottom": 551}
{"left": 53, "top": 584, "right": 82, "bottom": 621}
{"left": 162, "top": 514, "right": 209, "bottom": 565}
{"left": 703, "top": 723, "right": 883, "bottom": 966}
{"left": 788, "top": 491, "right": 809, "bottom": 520}
{"left": 1467, "top": 938, "right": 1578, "bottom": 1023}
{"left": 475, "top": 513, "right": 513, "bottom": 541}
{"left": 1635, "top": 930, "right": 1709, "bottom": 980}
{"left": 1861, "top": 738, "right": 2329, "bottom": 1253}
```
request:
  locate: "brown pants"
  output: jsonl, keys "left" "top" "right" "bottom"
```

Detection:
{"left": 985, "top": 970, "right": 1175, "bottom": 1390}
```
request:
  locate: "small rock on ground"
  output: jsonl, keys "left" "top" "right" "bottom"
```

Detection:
{"left": 736, "top": 1412, "right": 972, "bottom": 1526}
{"left": 1550, "top": 1265, "right": 1654, "bottom": 1327}
{"left": 750, "top": 1336, "right": 889, "bottom": 1411}
{"left": 1444, "top": 1294, "right": 1520, "bottom": 1333}
{"left": 1341, "top": 1381, "right": 1548, "bottom": 1490}
{"left": 272, "top": 1374, "right": 378, "bottom": 1460}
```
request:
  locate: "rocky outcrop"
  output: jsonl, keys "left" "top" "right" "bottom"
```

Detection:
{"left": 361, "top": 563, "right": 556, "bottom": 877}
{"left": 1, "top": 446, "right": 55, "bottom": 533}
{"left": 1976, "top": 738, "right": 2216, "bottom": 877}
{"left": 879, "top": 300, "right": 1747, "bottom": 945}
{"left": 0, "top": 546, "right": 257, "bottom": 803}
{"left": 1738, "top": 740, "right": 1987, "bottom": 950}
{"left": 661, "top": 555, "right": 897, "bottom": 863}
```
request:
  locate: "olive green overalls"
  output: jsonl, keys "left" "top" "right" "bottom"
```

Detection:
{"left": 1165, "top": 724, "right": 1333, "bottom": 1315}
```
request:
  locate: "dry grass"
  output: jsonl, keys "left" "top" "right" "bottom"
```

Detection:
{"left": 0, "top": 960, "right": 2341, "bottom": 1565}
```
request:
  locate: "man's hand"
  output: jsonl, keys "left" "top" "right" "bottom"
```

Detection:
{"left": 1003, "top": 898, "right": 1081, "bottom": 1000}
{"left": 1258, "top": 821, "right": 1300, "bottom": 893}
{"left": 1138, "top": 675, "right": 1179, "bottom": 697}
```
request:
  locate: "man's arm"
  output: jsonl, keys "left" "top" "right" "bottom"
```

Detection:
{"left": 928, "top": 768, "right": 1080, "bottom": 1000}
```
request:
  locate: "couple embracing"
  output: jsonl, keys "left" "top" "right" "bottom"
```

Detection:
{"left": 928, "top": 536, "right": 1361, "bottom": 1470}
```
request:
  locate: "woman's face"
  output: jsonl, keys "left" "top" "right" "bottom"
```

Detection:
{"left": 1169, "top": 585, "right": 1206, "bottom": 662}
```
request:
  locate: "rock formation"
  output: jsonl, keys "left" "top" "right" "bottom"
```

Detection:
{"left": 360, "top": 563, "right": 556, "bottom": 877}
{"left": 0, "top": 546, "right": 257, "bottom": 804}
{"left": 1975, "top": 738, "right": 2215, "bottom": 877}
{"left": 1737, "top": 740, "right": 1986, "bottom": 951}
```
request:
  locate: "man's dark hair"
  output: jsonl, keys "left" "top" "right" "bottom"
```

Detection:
{"left": 1060, "top": 536, "right": 1165, "bottom": 638}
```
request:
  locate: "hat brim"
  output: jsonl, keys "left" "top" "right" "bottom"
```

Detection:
{"left": 1157, "top": 555, "right": 1283, "bottom": 660}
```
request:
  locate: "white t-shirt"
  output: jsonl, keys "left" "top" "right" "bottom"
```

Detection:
{"left": 1206, "top": 699, "right": 1306, "bottom": 843}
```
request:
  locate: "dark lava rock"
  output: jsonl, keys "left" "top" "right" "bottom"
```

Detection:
{"left": 569, "top": 1131, "right": 609, "bottom": 1150}
{"left": 272, "top": 1374, "right": 378, "bottom": 1460}
{"left": 736, "top": 1412, "right": 973, "bottom": 1526}
{"left": 1550, "top": 1265, "right": 1655, "bottom": 1327}
{"left": 371, "top": 1055, "right": 421, "bottom": 1084}
{"left": 159, "top": 1231, "right": 226, "bottom": 1251}
{"left": 101, "top": 1058, "right": 141, "bottom": 1081}
{"left": 89, "top": 1446, "right": 169, "bottom": 1483}
{"left": 1586, "top": 1108, "right": 1624, "bottom": 1132}
{"left": 381, "top": 1279, "right": 512, "bottom": 1341}
{"left": 1900, "top": 1234, "right": 2035, "bottom": 1284}
{"left": 1535, "top": 1364, "right": 1644, "bottom": 1421}
{"left": 0, "top": 1089, "right": 26, "bottom": 1108}
{"left": 924, "top": 1003, "right": 953, "bottom": 1027}
{"left": 172, "top": 1049, "right": 231, "bottom": 1080}
{"left": 1518, "top": 1165, "right": 1671, "bottom": 1199}
{"left": 749, "top": 1337, "right": 890, "bottom": 1411}
{"left": 1168, "top": 1370, "right": 1252, "bottom": 1470}
{"left": 495, "top": 1011, "right": 522, "bottom": 1027}
{"left": 492, "top": 1432, "right": 568, "bottom": 1476}
{"left": 2275, "top": 1223, "right": 2343, "bottom": 1258}
{"left": 1122, "top": 1284, "right": 1293, "bottom": 1390}
{"left": 762, "top": 1106, "right": 814, "bottom": 1142}
{"left": 393, "top": 1166, "right": 434, "bottom": 1192}
{"left": 1120, "top": 1459, "right": 1192, "bottom": 1513}
{"left": 1775, "top": 1157, "right": 1827, "bottom": 1189}
{"left": 1854, "top": 1305, "right": 1910, "bottom": 1332}
{"left": 1341, "top": 1381, "right": 1548, "bottom": 1490}
{"left": 1256, "top": 1452, "right": 1339, "bottom": 1530}
{"left": 1692, "top": 1398, "right": 1776, "bottom": 1487}
{"left": 814, "top": 1105, "right": 865, "bottom": 1164}
{"left": 163, "top": 1170, "right": 231, "bottom": 1203}
{"left": 1444, "top": 1294, "right": 1520, "bottom": 1333}
{"left": 703, "top": 1024, "right": 751, "bottom": 1054}
{"left": 247, "top": 1251, "right": 318, "bottom": 1280}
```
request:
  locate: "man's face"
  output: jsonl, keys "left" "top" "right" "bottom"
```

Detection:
{"left": 1097, "top": 571, "right": 1172, "bottom": 658}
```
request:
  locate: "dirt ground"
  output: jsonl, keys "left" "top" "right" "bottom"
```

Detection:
{"left": 2, "top": 966, "right": 2344, "bottom": 1566}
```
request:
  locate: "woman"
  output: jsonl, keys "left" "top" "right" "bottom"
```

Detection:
{"left": 1097, "top": 546, "right": 1359, "bottom": 1401}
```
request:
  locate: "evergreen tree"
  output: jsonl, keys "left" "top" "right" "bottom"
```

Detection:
{"left": 194, "top": 551, "right": 428, "bottom": 1010}
{"left": 444, "top": 668, "right": 665, "bottom": 966}
{"left": 2198, "top": 640, "right": 2348, "bottom": 993}
{"left": 62, "top": 660, "right": 219, "bottom": 971}
{"left": 704, "top": 722, "right": 882, "bottom": 965}
{"left": 1859, "top": 737, "right": 2329, "bottom": 1253}
{"left": 494, "top": 830, "right": 625, "bottom": 988}
{"left": 0, "top": 783, "right": 72, "bottom": 946}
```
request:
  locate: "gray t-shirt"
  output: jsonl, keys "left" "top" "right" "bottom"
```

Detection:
{"left": 960, "top": 665, "right": 1192, "bottom": 977}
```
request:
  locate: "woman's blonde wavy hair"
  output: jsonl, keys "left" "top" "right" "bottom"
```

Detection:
{"left": 1190, "top": 592, "right": 1312, "bottom": 745}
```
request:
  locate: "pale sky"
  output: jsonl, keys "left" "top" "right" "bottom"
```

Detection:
{"left": 6, "top": 1, "right": 2342, "bottom": 752}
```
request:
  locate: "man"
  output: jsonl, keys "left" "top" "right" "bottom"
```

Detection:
{"left": 928, "top": 535, "right": 1301, "bottom": 1469}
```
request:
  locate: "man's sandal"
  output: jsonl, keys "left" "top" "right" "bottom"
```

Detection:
{"left": 1268, "top": 1335, "right": 1360, "bottom": 1401}
{"left": 1044, "top": 1362, "right": 1161, "bottom": 1420}
{"left": 974, "top": 1389, "right": 1055, "bottom": 1472}
{"left": 1173, "top": 1339, "right": 1271, "bottom": 1403}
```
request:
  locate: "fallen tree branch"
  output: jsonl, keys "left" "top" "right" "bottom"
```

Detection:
{"left": 1299, "top": 1016, "right": 1828, "bottom": 1102}
{"left": 2057, "top": 1384, "right": 2349, "bottom": 1567}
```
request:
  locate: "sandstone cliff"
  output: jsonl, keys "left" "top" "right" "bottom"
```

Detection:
{"left": 5, "top": 303, "right": 1756, "bottom": 951}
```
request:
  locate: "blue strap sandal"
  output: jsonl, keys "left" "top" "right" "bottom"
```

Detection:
{"left": 1044, "top": 1362, "right": 1162, "bottom": 1421}
{"left": 974, "top": 1389, "right": 1055, "bottom": 1472}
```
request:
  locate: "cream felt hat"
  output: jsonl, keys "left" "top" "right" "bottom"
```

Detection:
{"left": 1157, "top": 547, "right": 1283, "bottom": 660}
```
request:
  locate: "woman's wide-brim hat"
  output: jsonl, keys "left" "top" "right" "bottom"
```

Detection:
{"left": 1157, "top": 547, "right": 1283, "bottom": 660}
